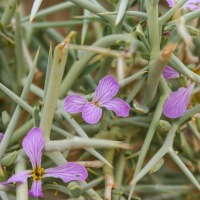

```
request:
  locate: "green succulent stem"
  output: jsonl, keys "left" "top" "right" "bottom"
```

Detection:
{"left": 39, "top": 32, "right": 74, "bottom": 141}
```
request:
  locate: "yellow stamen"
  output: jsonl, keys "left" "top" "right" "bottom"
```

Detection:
{"left": 31, "top": 167, "right": 44, "bottom": 181}
{"left": 93, "top": 101, "right": 99, "bottom": 106}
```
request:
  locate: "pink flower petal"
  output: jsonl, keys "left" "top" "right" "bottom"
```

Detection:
{"left": 103, "top": 98, "right": 130, "bottom": 117}
{"left": 93, "top": 75, "right": 119, "bottom": 105}
{"left": 44, "top": 162, "right": 88, "bottom": 183}
{"left": 0, "top": 133, "right": 3, "bottom": 142}
{"left": 82, "top": 102, "right": 102, "bottom": 124}
{"left": 64, "top": 95, "right": 88, "bottom": 113}
{"left": 166, "top": 0, "right": 175, "bottom": 7}
{"left": 22, "top": 128, "right": 44, "bottom": 169}
{"left": 29, "top": 180, "right": 43, "bottom": 197}
{"left": 184, "top": 0, "right": 200, "bottom": 10}
{"left": 166, "top": 0, "right": 200, "bottom": 10}
{"left": 163, "top": 83, "right": 194, "bottom": 118}
{"left": 162, "top": 65, "right": 180, "bottom": 80}
{"left": 1, "top": 170, "right": 31, "bottom": 184}
{"left": 184, "top": 3, "right": 198, "bottom": 10}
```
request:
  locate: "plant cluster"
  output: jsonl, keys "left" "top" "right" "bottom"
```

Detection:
{"left": 0, "top": 0, "right": 200, "bottom": 199}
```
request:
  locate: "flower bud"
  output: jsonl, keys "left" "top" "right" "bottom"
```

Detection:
{"left": 133, "top": 103, "right": 149, "bottom": 114}
{"left": 0, "top": 164, "right": 6, "bottom": 182}
{"left": 1, "top": 151, "right": 18, "bottom": 167}
{"left": 157, "top": 120, "right": 171, "bottom": 133}
{"left": 150, "top": 158, "right": 164, "bottom": 173}
{"left": 2, "top": 111, "right": 10, "bottom": 126}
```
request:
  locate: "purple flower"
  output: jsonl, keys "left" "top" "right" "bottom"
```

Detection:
{"left": 163, "top": 83, "right": 194, "bottom": 118}
{"left": 64, "top": 75, "right": 130, "bottom": 124}
{"left": 166, "top": 0, "right": 200, "bottom": 10}
{"left": 1, "top": 128, "right": 88, "bottom": 197}
{"left": 162, "top": 65, "right": 180, "bottom": 80}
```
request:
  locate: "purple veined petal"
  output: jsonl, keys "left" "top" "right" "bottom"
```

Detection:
{"left": 93, "top": 75, "right": 120, "bottom": 105}
{"left": 22, "top": 128, "right": 44, "bottom": 169}
{"left": 64, "top": 95, "right": 88, "bottom": 113}
{"left": 29, "top": 180, "right": 43, "bottom": 197}
{"left": 1, "top": 170, "right": 31, "bottom": 185}
{"left": 44, "top": 162, "right": 88, "bottom": 183}
{"left": 163, "top": 83, "right": 195, "bottom": 118}
{"left": 166, "top": 0, "right": 175, "bottom": 7}
{"left": 0, "top": 133, "right": 4, "bottom": 142}
{"left": 102, "top": 98, "right": 130, "bottom": 117}
{"left": 82, "top": 103, "right": 102, "bottom": 124}
{"left": 162, "top": 65, "right": 180, "bottom": 80}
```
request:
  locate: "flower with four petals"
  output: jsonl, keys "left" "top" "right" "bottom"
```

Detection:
{"left": 64, "top": 75, "right": 130, "bottom": 124}
{"left": 0, "top": 128, "right": 88, "bottom": 197}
